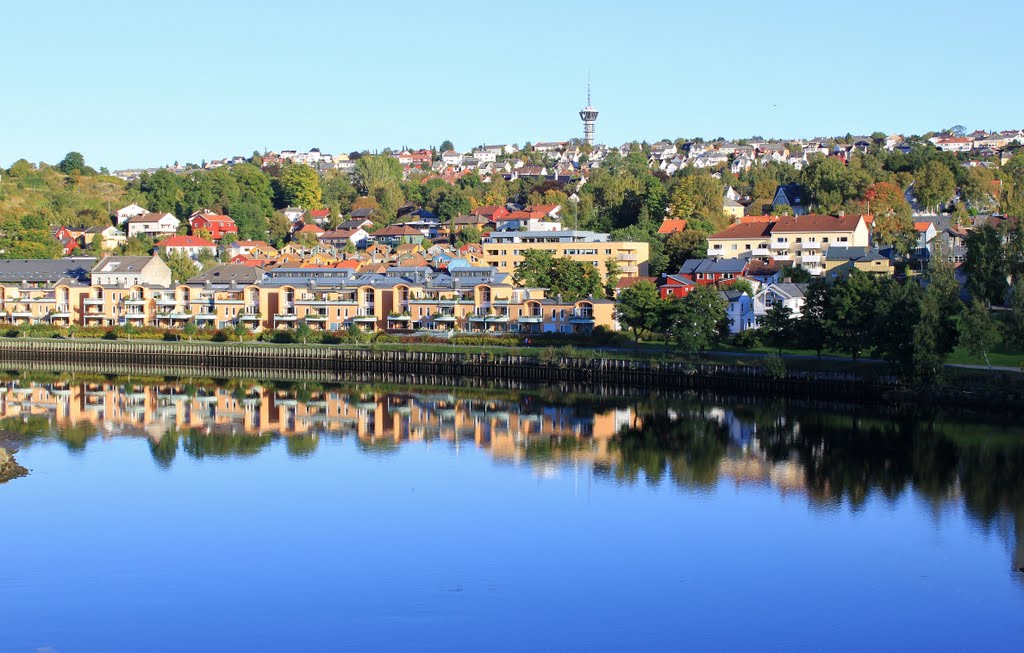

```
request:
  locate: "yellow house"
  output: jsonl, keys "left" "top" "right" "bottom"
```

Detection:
{"left": 823, "top": 246, "right": 894, "bottom": 279}
{"left": 481, "top": 230, "right": 649, "bottom": 280}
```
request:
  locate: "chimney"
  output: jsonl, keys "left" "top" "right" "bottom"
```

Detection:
{"left": 838, "top": 210, "right": 845, "bottom": 217}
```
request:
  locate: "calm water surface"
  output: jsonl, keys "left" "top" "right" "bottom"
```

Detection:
{"left": 1, "top": 376, "right": 1022, "bottom": 652}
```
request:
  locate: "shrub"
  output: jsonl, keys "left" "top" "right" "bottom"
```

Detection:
{"left": 761, "top": 354, "right": 787, "bottom": 380}
{"left": 732, "top": 330, "right": 762, "bottom": 349}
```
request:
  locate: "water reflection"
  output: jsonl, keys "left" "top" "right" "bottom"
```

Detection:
{"left": 1, "top": 375, "right": 1022, "bottom": 574}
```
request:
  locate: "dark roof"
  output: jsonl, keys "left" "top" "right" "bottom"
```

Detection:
{"left": 773, "top": 183, "right": 804, "bottom": 206}
{"left": 350, "top": 208, "right": 375, "bottom": 218}
{"left": 0, "top": 257, "right": 96, "bottom": 284}
{"left": 186, "top": 264, "right": 263, "bottom": 286}
{"left": 825, "top": 246, "right": 888, "bottom": 262}
{"left": 678, "top": 258, "right": 748, "bottom": 275}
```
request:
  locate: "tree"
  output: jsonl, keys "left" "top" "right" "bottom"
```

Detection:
{"left": 958, "top": 300, "right": 1001, "bottom": 370}
{"left": 513, "top": 250, "right": 601, "bottom": 301}
{"left": 758, "top": 303, "right": 795, "bottom": 354}
{"left": 615, "top": 280, "right": 661, "bottom": 341}
{"left": 799, "top": 279, "right": 830, "bottom": 358}
{"left": 864, "top": 182, "right": 915, "bottom": 256}
{"left": 670, "top": 285, "right": 727, "bottom": 354}
{"left": 664, "top": 230, "right": 708, "bottom": 272}
{"left": 439, "top": 140, "right": 454, "bottom": 153}
{"left": 825, "top": 271, "right": 880, "bottom": 360}
{"left": 295, "top": 321, "right": 314, "bottom": 344}
{"left": 1008, "top": 285, "right": 1024, "bottom": 348}
{"left": 57, "top": 152, "right": 86, "bottom": 176}
{"left": 604, "top": 259, "right": 621, "bottom": 299}
{"left": 668, "top": 174, "right": 725, "bottom": 229}
{"left": 162, "top": 250, "right": 199, "bottom": 284}
{"left": 802, "top": 156, "right": 868, "bottom": 213}
{"left": 963, "top": 224, "right": 1008, "bottom": 305}
{"left": 6, "top": 159, "right": 34, "bottom": 177}
{"left": 182, "top": 321, "right": 198, "bottom": 341}
{"left": 456, "top": 226, "right": 482, "bottom": 246}
{"left": 778, "top": 266, "right": 813, "bottom": 283}
{"left": 353, "top": 155, "right": 403, "bottom": 194}
{"left": 436, "top": 189, "right": 471, "bottom": 221}
{"left": 914, "top": 161, "right": 955, "bottom": 213}
{"left": 139, "top": 169, "right": 183, "bottom": 214}
{"left": 277, "top": 164, "right": 322, "bottom": 210}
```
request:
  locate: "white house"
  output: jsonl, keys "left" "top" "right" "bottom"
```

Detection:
{"left": 115, "top": 203, "right": 148, "bottom": 225}
{"left": 753, "top": 283, "right": 809, "bottom": 325}
{"left": 441, "top": 150, "right": 464, "bottom": 166}
{"left": 471, "top": 149, "right": 497, "bottom": 163}
{"left": 126, "top": 212, "right": 180, "bottom": 238}
{"left": 720, "top": 289, "right": 755, "bottom": 333}
{"left": 154, "top": 235, "right": 217, "bottom": 259}
{"left": 281, "top": 207, "right": 306, "bottom": 224}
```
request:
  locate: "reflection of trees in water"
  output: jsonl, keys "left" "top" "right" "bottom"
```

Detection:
{"left": 600, "top": 400, "right": 730, "bottom": 489}
{"left": 612, "top": 399, "right": 1024, "bottom": 573}
{"left": 181, "top": 431, "right": 275, "bottom": 459}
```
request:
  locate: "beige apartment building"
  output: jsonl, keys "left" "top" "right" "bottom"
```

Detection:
{"left": 707, "top": 214, "right": 870, "bottom": 276}
{"left": 481, "top": 230, "right": 649, "bottom": 280}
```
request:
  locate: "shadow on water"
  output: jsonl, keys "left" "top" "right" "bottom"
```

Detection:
{"left": 1, "top": 373, "right": 1022, "bottom": 576}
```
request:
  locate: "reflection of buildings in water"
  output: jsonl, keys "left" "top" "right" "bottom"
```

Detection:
{"left": 0, "top": 381, "right": 630, "bottom": 466}
{"left": 717, "top": 453, "right": 806, "bottom": 495}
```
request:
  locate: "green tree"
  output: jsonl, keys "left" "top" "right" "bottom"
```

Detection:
{"left": 914, "top": 161, "right": 955, "bottom": 213}
{"left": 758, "top": 303, "right": 795, "bottom": 354}
{"left": 964, "top": 224, "right": 1008, "bottom": 305}
{"left": 958, "top": 300, "right": 1001, "bottom": 370}
{"left": 825, "top": 271, "right": 880, "bottom": 360}
{"left": 439, "top": 140, "right": 454, "bottom": 153}
{"left": 668, "top": 174, "right": 725, "bottom": 229}
{"left": 139, "top": 169, "right": 183, "bottom": 214}
{"left": 865, "top": 181, "right": 916, "bottom": 256}
{"left": 295, "top": 321, "right": 314, "bottom": 344}
{"left": 162, "top": 250, "right": 199, "bottom": 284}
{"left": 799, "top": 279, "right": 830, "bottom": 358}
{"left": 456, "top": 226, "right": 482, "bottom": 245}
{"left": 615, "top": 280, "right": 661, "bottom": 341}
{"left": 513, "top": 250, "right": 601, "bottom": 301}
{"left": 604, "top": 259, "right": 621, "bottom": 299}
{"left": 57, "top": 152, "right": 86, "bottom": 176}
{"left": 670, "top": 285, "right": 727, "bottom": 354}
{"left": 353, "top": 155, "right": 403, "bottom": 194}
{"left": 182, "top": 321, "right": 198, "bottom": 341}
{"left": 664, "top": 230, "right": 708, "bottom": 272}
{"left": 277, "top": 164, "right": 322, "bottom": 210}
{"left": 7, "top": 159, "right": 34, "bottom": 177}
{"left": 436, "top": 189, "right": 471, "bottom": 221}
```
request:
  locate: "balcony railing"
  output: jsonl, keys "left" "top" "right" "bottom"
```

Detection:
{"left": 770, "top": 242, "right": 790, "bottom": 250}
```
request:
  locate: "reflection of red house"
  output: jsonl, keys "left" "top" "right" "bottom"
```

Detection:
{"left": 658, "top": 274, "right": 696, "bottom": 299}
{"left": 189, "top": 213, "right": 238, "bottom": 240}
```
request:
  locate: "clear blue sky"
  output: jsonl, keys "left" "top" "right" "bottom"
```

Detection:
{"left": 3, "top": 0, "right": 1021, "bottom": 170}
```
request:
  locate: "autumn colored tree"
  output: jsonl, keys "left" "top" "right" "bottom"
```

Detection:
{"left": 864, "top": 181, "right": 915, "bottom": 255}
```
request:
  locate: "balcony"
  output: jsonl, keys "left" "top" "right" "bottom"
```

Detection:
{"left": 239, "top": 313, "right": 262, "bottom": 321}
{"left": 753, "top": 247, "right": 771, "bottom": 256}
{"left": 770, "top": 241, "right": 790, "bottom": 250}
{"left": 83, "top": 298, "right": 105, "bottom": 306}
{"left": 617, "top": 253, "right": 639, "bottom": 261}
{"left": 798, "top": 241, "right": 820, "bottom": 251}
{"left": 801, "top": 254, "right": 821, "bottom": 264}
{"left": 124, "top": 298, "right": 147, "bottom": 306}
{"left": 305, "top": 313, "right": 329, "bottom": 321}
{"left": 275, "top": 313, "right": 298, "bottom": 321}
{"left": 194, "top": 313, "right": 217, "bottom": 321}
{"left": 156, "top": 298, "right": 178, "bottom": 307}
{"left": 569, "top": 311, "right": 595, "bottom": 323}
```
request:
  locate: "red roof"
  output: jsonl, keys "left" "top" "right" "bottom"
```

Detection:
{"left": 527, "top": 204, "right": 560, "bottom": 214}
{"left": 771, "top": 214, "right": 866, "bottom": 233}
{"left": 155, "top": 235, "right": 216, "bottom": 248}
{"left": 616, "top": 276, "right": 656, "bottom": 289}
{"left": 913, "top": 221, "right": 933, "bottom": 232}
{"left": 657, "top": 219, "right": 688, "bottom": 235}
{"left": 497, "top": 210, "right": 549, "bottom": 221}
{"left": 189, "top": 213, "right": 234, "bottom": 225}
{"left": 471, "top": 205, "right": 508, "bottom": 218}
{"left": 710, "top": 222, "right": 775, "bottom": 239}
{"left": 295, "top": 223, "right": 325, "bottom": 234}
{"left": 372, "top": 225, "right": 422, "bottom": 237}
{"left": 309, "top": 209, "right": 330, "bottom": 219}
{"left": 333, "top": 260, "right": 361, "bottom": 270}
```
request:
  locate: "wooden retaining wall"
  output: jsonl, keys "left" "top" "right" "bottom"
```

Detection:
{"left": 0, "top": 338, "right": 889, "bottom": 402}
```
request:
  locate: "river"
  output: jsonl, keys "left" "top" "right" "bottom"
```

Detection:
{"left": 1, "top": 374, "right": 1022, "bottom": 652}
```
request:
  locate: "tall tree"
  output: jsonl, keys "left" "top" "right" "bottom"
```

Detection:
{"left": 964, "top": 224, "right": 1008, "bottom": 305}
{"left": 958, "top": 300, "right": 1001, "bottom": 370}
{"left": 615, "top": 280, "right": 661, "bottom": 341}
{"left": 276, "top": 164, "right": 322, "bottom": 210}
{"left": 864, "top": 181, "right": 915, "bottom": 255}
{"left": 914, "top": 161, "right": 955, "bottom": 213}
{"left": 758, "top": 303, "right": 795, "bottom": 354}
{"left": 353, "top": 155, "right": 403, "bottom": 194}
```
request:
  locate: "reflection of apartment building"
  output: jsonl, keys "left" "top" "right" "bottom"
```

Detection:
{"left": 0, "top": 381, "right": 633, "bottom": 467}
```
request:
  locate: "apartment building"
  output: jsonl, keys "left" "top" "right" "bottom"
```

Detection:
{"left": 481, "top": 230, "right": 649, "bottom": 280}
{"left": 0, "top": 260, "right": 615, "bottom": 335}
{"left": 707, "top": 214, "right": 870, "bottom": 276}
